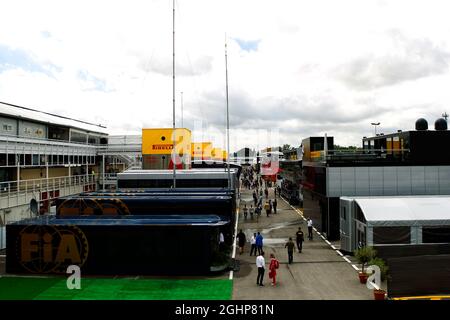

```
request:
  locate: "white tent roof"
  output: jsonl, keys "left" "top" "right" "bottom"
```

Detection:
{"left": 0, "top": 102, "right": 108, "bottom": 134}
{"left": 343, "top": 196, "right": 450, "bottom": 227}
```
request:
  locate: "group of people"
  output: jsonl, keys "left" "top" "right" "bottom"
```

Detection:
{"left": 236, "top": 231, "right": 264, "bottom": 256}
{"left": 236, "top": 168, "right": 317, "bottom": 287}
{"left": 241, "top": 166, "right": 259, "bottom": 190}
{"left": 251, "top": 187, "right": 278, "bottom": 218}
{"left": 256, "top": 251, "right": 280, "bottom": 286}
{"left": 236, "top": 220, "right": 315, "bottom": 287}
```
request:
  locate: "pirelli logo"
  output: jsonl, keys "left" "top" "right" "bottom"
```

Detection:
{"left": 152, "top": 144, "right": 173, "bottom": 150}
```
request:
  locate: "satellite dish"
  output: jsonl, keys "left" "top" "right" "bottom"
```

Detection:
{"left": 30, "top": 198, "right": 38, "bottom": 215}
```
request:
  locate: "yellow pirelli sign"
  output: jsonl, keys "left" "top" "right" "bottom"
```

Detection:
{"left": 191, "top": 142, "right": 213, "bottom": 159}
{"left": 211, "top": 148, "right": 223, "bottom": 160}
{"left": 142, "top": 128, "right": 191, "bottom": 156}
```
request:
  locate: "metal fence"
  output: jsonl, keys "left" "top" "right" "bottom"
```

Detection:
{"left": 0, "top": 174, "right": 96, "bottom": 197}
{"left": 0, "top": 174, "right": 97, "bottom": 210}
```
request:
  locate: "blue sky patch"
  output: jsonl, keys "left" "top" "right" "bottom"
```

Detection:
{"left": 234, "top": 38, "right": 260, "bottom": 52}
{"left": 0, "top": 44, "right": 57, "bottom": 77}
{"left": 77, "top": 69, "right": 110, "bottom": 92}
{"left": 41, "top": 31, "right": 52, "bottom": 38}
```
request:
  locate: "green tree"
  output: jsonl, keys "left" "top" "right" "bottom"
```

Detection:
{"left": 354, "top": 246, "right": 376, "bottom": 273}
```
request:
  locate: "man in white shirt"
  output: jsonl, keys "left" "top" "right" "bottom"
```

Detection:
{"left": 307, "top": 218, "right": 313, "bottom": 240}
{"left": 256, "top": 251, "right": 265, "bottom": 286}
{"left": 250, "top": 233, "right": 257, "bottom": 256}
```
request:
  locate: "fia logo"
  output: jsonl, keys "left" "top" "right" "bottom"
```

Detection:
{"left": 17, "top": 225, "right": 88, "bottom": 273}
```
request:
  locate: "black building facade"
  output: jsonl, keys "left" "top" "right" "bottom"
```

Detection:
{"left": 301, "top": 121, "right": 450, "bottom": 241}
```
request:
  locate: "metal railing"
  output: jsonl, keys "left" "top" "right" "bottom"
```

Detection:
{"left": 310, "top": 149, "right": 411, "bottom": 162}
{"left": 0, "top": 134, "right": 99, "bottom": 152}
{"left": 0, "top": 174, "right": 97, "bottom": 209}
{"left": 98, "top": 173, "right": 118, "bottom": 185}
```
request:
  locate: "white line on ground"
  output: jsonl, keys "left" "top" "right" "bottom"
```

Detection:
{"left": 0, "top": 255, "right": 6, "bottom": 258}
{"left": 281, "top": 197, "right": 363, "bottom": 276}
{"left": 229, "top": 205, "right": 240, "bottom": 281}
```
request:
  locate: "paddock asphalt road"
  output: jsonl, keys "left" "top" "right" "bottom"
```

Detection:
{"left": 232, "top": 187, "right": 373, "bottom": 300}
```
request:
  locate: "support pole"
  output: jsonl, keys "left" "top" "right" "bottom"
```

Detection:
{"left": 17, "top": 160, "right": 20, "bottom": 190}
{"left": 102, "top": 154, "right": 105, "bottom": 190}
{"left": 225, "top": 37, "right": 231, "bottom": 190}
{"left": 172, "top": 0, "right": 177, "bottom": 188}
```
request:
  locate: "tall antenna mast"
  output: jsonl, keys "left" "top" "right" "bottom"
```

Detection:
{"left": 172, "top": 0, "right": 176, "bottom": 188}
{"left": 181, "top": 91, "right": 184, "bottom": 128}
{"left": 225, "top": 35, "right": 231, "bottom": 190}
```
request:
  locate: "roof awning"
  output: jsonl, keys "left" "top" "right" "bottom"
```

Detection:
{"left": 352, "top": 196, "right": 450, "bottom": 227}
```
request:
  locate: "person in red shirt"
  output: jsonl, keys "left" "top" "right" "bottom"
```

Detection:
{"left": 269, "top": 253, "right": 280, "bottom": 286}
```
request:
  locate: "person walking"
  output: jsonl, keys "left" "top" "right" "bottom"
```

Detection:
{"left": 264, "top": 187, "right": 269, "bottom": 199}
{"left": 243, "top": 204, "right": 248, "bottom": 219}
{"left": 274, "top": 187, "right": 277, "bottom": 198}
{"left": 256, "top": 251, "right": 265, "bottom": 286}
{"left": 264, "top": 200, "right": 271, "bottom": 217}
{"left": 253, "top": 190, "right": 257, "bottom": 206}
{"left": 255, "top": 205, "right": 262, "bottom": 222}
{"left": 285, "top": 237, "right": 295, "bottom": 264}
{"left": 273, "top": 198, "right": 277, "bottom": 214}
{"left": 250, "top": 233, "right": 257, "bottom": 256}
{"left": 296, "top": 227, "right": 304, "bottom": 253}
{"left": 237, "top": 229, "right": 246, "bottom": 255}
{"left": 249, "top": 205, "right": 254, "bottom": 219}
{"left": 307, "top": 218, "right": 313, "bottom": 240}
{"left": 269, "top": 253, "right": 280, "bottom": 286}
{"left": 256, "top": 232, "right": 264, "bottom": 255}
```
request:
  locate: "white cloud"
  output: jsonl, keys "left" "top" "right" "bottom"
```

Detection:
{"left": 1, "top": 0, "right": 450, "bottom": 151}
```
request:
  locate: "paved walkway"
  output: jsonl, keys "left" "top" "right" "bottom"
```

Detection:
{"left": 232, "top": 186, "right": 373, "bottom": 300}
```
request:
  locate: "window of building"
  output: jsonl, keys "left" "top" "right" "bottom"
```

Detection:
{"left": 2, "top": 124, "right": 12, "bottom": 131}
{"left": 341, "top": 206, "right": 346, "bottom": 220}
{"left": 88, "top": 135, "right": 100, "bottom": 145}
{"left": 313, "top": 143, "right": 322, "bottom": 151}
{"left": 70, "top": 131, "right": 87, "bottom": 144}
{"left": 373, "top": 226, "right": 411, "bottom": 244}
{"left": 48, "top": 126, "right": 69, "bottom": 141}
{"left": 32, "top": 155, "right": 39, "bottom": 166}
{"left": 422, "top": 226, "right": 450, "bottom": 243}
{"left": 355, "top": 204, "right": 366, "bottom": 223}
{"left": 386, "top": 137, "right": 393, "bottom": 154}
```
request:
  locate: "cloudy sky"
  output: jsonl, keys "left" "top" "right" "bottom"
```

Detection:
{"left": 1, "top": 0, "right": 450, "bottom": 151}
